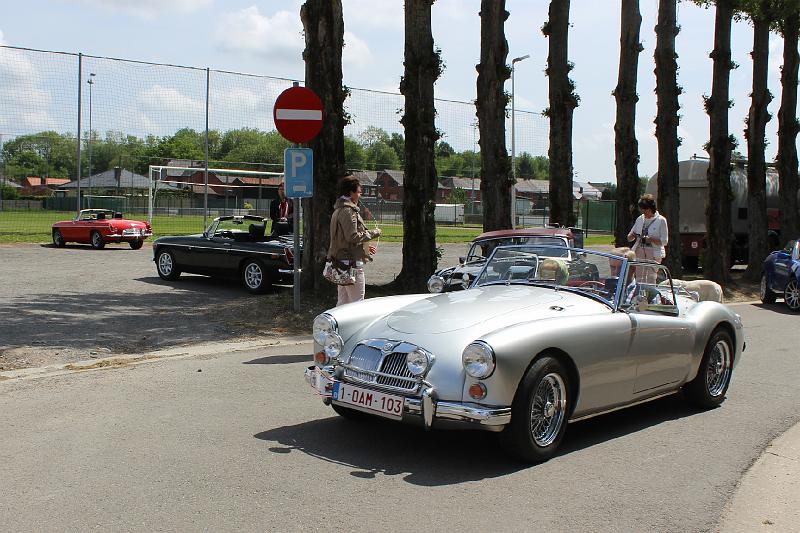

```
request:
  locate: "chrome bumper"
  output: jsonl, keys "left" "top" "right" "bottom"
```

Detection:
{"left": 106, "top": 231, "right": 152, "bottom": 239}
{"left": 304, "top": 366, "right": 511, "bottom": 432}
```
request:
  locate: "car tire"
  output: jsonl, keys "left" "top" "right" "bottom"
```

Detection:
{"left": 683, "top": 329, "right": 734, "bottom": 409}
{"left": 760, "top": 272, "right": 776, "bottom": 304}
{"left": 499, "top": 356, "right": 571, "bottom": 464}
{"left": 784, "top": 279, "right": 800, "bottom": 312}
{"left": 241, "top": 259, "right": 271, "bottom": 294}
{"left": 155, "top": 249, "right": 181, "bottom": 281}
{"left": 331, "top": 403, "right": 373, "bottom": 422}
{"left": 90, "top": 231, "right": 105, "bottom": 250}
{"left": 129, "top": 239, "right": 144, "bottom": 250}
{"left": 52, "top": 229, "right": 65, "bottom": 248}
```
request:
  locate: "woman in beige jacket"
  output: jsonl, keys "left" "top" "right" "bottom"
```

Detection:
{"left": 328, "top": 175, "right": 381, "bottom": 305}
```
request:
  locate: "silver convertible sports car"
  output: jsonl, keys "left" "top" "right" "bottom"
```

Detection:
{"left": 305, "top": 245, "right": 745, "bottom": 463}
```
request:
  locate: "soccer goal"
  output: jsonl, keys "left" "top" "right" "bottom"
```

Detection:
{"left": 147, "top": 165, "right": 284, "bottom": 225}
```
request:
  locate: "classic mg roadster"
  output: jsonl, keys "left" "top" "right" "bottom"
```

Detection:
{"left": 52, "top": 209, "right": 152, "bottom": 249}
{"left": 305, "top": 245, "right": 745, "bottom": 463}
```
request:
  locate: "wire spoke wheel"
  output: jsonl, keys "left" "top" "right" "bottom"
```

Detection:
{"left": 785, "top": 280, "right": 800, "bottom": 311}
{"left": 705, "top": 339, "right": 731, "bottom": 398}
{"left": 529, "top": 373, "right": 567, "bottom": 447}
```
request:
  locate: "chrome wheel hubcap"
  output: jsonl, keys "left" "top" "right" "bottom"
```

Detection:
{"left": 530, "top": 373, "right": 566, "bottom": 447}
{"left": 706, "top": 339, "right": 731, "bottom": 397}
{"left": 785, "top": 281, "right": 800, "bottom": 310}
{"left": 158, "top": 253, "right": 172, "bottom": 275}
{"left": 245, "top": 263, "right": 262, "bottom": 289}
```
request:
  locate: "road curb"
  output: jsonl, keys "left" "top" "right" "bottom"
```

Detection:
{"left": 717, "top": 420, "right": 800, "bottom": 532}
{"left": 0, "top": 335, "right": 313, "bottom": 383}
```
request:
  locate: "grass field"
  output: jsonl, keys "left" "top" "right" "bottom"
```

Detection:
{"left": 0, "top": 210, "right": 614, "bottom": 246}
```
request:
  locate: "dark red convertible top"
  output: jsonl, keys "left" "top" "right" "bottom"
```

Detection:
{"left": 474, "top": 227, "right": 574, "bottom": 242}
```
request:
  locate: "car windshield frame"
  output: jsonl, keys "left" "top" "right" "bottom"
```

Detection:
{"left": 76, "top": 209, "right": 115, "bottom": 221}
{"left": 470, "top": 244, "right": 630, "bottom": 309}
{"left": 465, "top": 235, "right": 571, "bottom": 262}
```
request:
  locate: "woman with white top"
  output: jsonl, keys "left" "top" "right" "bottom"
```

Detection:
{"left": 627, "top": 194, "right": 668, "bottom": 264}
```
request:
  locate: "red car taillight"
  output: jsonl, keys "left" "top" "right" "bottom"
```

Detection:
{"left": 285, "top": 247, "right": 294, "bottom": 265}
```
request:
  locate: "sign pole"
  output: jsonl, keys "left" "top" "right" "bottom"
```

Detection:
{"left": 273, "top": 82, "right": 323, "bottom": 313}
{"left": 293, "top": 189, "right": 300, "bottom": 312}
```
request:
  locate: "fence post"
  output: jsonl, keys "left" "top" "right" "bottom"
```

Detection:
{"left": 203, "top": 67, "right": 210, "bottom": 230}
{"left": 76, "top": 53, "right": 83, "bottom": 214}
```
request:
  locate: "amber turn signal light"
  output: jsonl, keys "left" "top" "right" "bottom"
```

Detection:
{"left": 468, "top": 382, "right": 487, "bottom": 400}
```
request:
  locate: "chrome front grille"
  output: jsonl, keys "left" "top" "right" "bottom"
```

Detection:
{"left": 376, "top": 352, "right": 415, "bottom": 388}
{"left": 343, "top": 340, "right": 421, "bottom": 391}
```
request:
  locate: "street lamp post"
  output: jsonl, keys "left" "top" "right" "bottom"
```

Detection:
{"left": 87, "top": 73, "right": 96, "bottom": 208}
{"left": 510, "top": 54, "right": 529, "bottom": 229}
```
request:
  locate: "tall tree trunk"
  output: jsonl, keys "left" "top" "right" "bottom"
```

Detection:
{"left": 544, "top": 0, "right": 578, "bottom": 227}
{"left": 744, "top": 6, "right": 773, "bottom": 281}
{"left": 299, "top": 0, "right": 347, "bottom": 300}
{"left": 396, "top": 0, "right": 441, "bottom": 292}
{"left": 654, "top": 0, "right": 682, "bottom": 277}
{"left": 704, "top": 0, "right": 736, "bottom": 284}
{"left": 614, "top": 0, "right": 643, "bottom": 247}
{"left": 777, "top": 10, "right": 800, "bottom": 245}
{"left": 476, "top": 0, "right": 511, "bottom": 232}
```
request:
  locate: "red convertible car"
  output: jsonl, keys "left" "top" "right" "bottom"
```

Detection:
{"left": 52, "top": 209, "right": 152, "bottom": 250}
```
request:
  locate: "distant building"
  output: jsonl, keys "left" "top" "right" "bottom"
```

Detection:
{"left": 58, "top": 168, "right": 173, "bottom": 196}
{"left": 21, "top": 176, "right": 71, "bottom": 196}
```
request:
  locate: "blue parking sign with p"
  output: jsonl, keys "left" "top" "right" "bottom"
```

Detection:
{"left": 284, "top": 148, "right": 314, "bottom": 198}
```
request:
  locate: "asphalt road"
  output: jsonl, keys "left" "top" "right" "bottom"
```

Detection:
{"left": 0, "top": 242, "right": 466, "bottom": 368}
{"left": 1, "top": 303, "right": 798, "bottom": 532}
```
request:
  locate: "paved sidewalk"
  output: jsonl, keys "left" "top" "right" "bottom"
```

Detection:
{"left": 718, "top": 421, "right": 800, "bottom": 532}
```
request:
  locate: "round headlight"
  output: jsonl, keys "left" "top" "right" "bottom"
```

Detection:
{"left": 406, "top": 349, "right": 431, "bottom": 377}
{"left": 312, "top": 313, "right": 337, "bottom": 345}
{"left": 461, "top": 273, "right": 471, "bottom": 288}
{"left": 427, "top": 275, "right": 445, "bottom": 293}
{"left": 324, "top": 333, "right": 343, "bottom": 359}
{"left": 462, "top": 341, "right": 496, "bottom": 379}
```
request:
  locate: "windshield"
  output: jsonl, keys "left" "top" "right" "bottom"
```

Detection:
{"left": 466, "top": 236, "right": 569, "bottom": 261}
{"left": 472, "top": 244, "right": 625, "bottom": 307}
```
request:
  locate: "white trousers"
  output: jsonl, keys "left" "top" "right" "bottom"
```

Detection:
{"left": 337, "top": 267, "right": 366, "bottom": 306}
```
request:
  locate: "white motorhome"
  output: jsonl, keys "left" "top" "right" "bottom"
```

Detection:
{"left": 646, "top": 158, "right": 782, "bottom": 270}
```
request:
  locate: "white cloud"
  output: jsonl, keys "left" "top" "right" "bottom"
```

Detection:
{"left": 0, "top": 47, "right": 56, "bottom": 132}
{"left": 60, "top": 0, "right": 213, "bottom": 18}
{"left": 214, "top": 6, "right": 303, "bottom": 61}
{"left": 343, "top": 0, "right": 402, "bottom": 30}
{"left": 343, "top": 31, "right": 373, "bottom": 69}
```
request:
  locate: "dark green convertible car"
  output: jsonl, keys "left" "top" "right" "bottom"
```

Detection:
{"left": 153, "top": 215, "right": 297, "bottom": 294}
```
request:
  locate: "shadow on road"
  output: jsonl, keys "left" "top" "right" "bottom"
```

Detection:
{"left": 752, "top": 302, "right": 798, "bottom": 315}
{"left": 254, "top": 394, "right": 700, "bottom": 486}
{"left": 0, "top": 289, "right": 238, "bottom": 353}
{"left": 243, "top": 354, "right": 309, "bottom": 365}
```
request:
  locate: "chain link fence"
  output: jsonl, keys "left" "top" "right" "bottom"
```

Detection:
{"left": 0, "top": 45, "right": 556, "bottom": 242}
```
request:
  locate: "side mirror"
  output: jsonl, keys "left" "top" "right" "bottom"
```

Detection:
{"left": 458, "top": 256, "right": 466, "bottom": 264}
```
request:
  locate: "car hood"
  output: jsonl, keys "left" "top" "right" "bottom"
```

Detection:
{"left": 386, "top": 284, "right": 576, "bottom": 334}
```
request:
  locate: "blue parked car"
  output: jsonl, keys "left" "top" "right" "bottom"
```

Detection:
{"left": 761, "top": 239, "right": 800, "bottom": 311}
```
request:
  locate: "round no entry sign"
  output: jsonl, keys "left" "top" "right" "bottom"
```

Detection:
{"left": 273, "top": 85, "right": 324, "bottom": 144}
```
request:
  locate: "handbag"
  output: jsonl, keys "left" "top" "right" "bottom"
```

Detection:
{"left": 323, "top": 258, "right": 356, "bottom": 286}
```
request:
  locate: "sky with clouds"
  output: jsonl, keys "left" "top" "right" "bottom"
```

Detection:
{"left": 0, "top": 0, "right": 791, "bottom": 182}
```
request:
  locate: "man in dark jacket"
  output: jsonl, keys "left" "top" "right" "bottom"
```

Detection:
{"left": 269, "top": 182, "right": 293, "bottom": 236}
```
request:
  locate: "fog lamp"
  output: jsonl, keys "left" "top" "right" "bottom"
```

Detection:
{"left": 324, "top": 333, "right": 343, "bottom": 359}
{"left": 406, "top": 349, "right": 431, "bottom": 376}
